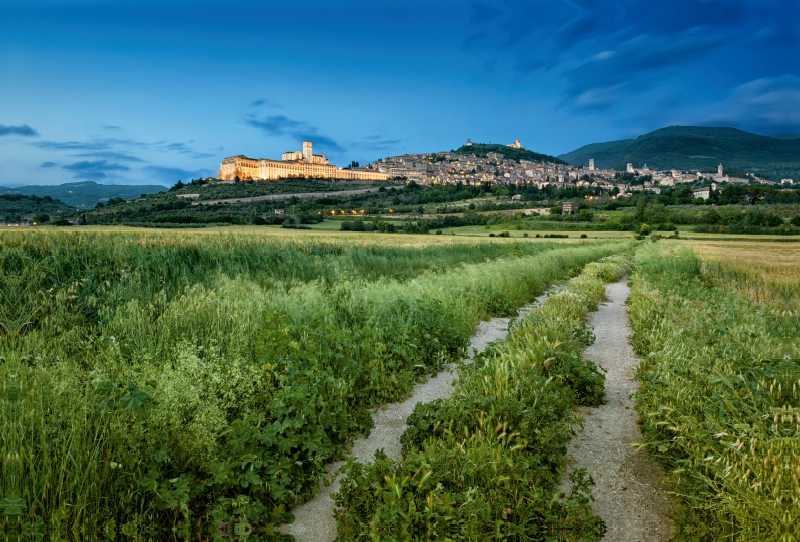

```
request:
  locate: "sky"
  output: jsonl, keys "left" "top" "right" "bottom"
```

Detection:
{"left": 1, "top": 0, "right": 798, "bottom": 186}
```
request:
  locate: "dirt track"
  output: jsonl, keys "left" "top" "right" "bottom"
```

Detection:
{"left": 279, "top": 297, "right": 545, "bottom": 541}
{"left": 560, "top": 278, "right": 674, "bottom": 541}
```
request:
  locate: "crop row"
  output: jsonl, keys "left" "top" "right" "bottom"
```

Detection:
{"left": 334, "top": 253, "right": 633, "bottom": 541}
{"left": 0, "top": 234, "right": 631, "bottom": 540}
{"left": 628, "top": 244, "right": 799, "bottom": 541}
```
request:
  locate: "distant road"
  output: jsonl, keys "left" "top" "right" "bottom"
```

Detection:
{"left": 192, "top": 185, "right": 402, "bottom": 206}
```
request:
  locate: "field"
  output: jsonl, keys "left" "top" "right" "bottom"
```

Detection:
{"left": 5, "top": 227, "right": 797, "bottom": 541}
{"left": 0, "top": 229, "right": 633, "bottom": 540}
{"left": 628, "top": 241, "right": 799, "bottom": 541}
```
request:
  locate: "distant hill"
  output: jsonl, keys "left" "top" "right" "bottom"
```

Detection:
{"left": 558, "top": 126, "right": 800, "bottom": 180}
{"left": 0, "top": 194, "right": 78, "bottom": 222}
{"left": 0, "top": 181, "right": 166, "bottom": 208}
{"left": 455, "top": 143, "right": 567, "bottom": 165}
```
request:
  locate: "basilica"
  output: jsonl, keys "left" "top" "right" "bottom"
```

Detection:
{"left": 218, "top": 141, "right": 389, "bottom": 181}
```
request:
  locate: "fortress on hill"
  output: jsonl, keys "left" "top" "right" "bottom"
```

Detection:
{"left": 218, "top": 141, "right": 389, "bottom": 181}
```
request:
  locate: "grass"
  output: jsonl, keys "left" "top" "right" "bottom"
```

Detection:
{"left": 628, "top": 242, "right": 799, "bottom": 541}
{"left": 334, "top": 253, "right": 634, "bottom": 541}
{"left": 0, "top": 230, "right": 633, "bottom": 540}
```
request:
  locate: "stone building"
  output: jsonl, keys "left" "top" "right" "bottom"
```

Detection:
{"left": 218, "top": 141, "right": 389, "bottom": 181}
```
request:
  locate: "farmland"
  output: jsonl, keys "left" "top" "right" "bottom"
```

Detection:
{"left": 629, "top": 242, "right": 799, "bottom": 541}
{"left": 4, "top": 226, "right": 797, "bottom": 541}
{"left": 0, "top": 231, "right": 632, "bottom": 540}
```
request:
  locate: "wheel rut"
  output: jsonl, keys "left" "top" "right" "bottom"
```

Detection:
{"left": 561, "top": 278, "right": 674, "bottom": 541}
{"left": 278, "top": 294, "right": 548, "bottom": 541}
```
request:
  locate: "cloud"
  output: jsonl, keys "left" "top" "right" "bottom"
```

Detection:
{"left": 705, "top": 75, "right": 800, "bottom": 134}
{"left": 250, "top": 98, "right": 281, "bottom": 108}
{"left": 39, "top": 161, "right": 57, "bottom": 168}
{"left": 352, "top": 134, "right": 402, "bottom": 152}
{"left": 36, "top": 136, "right": 213, "bottom": 159}
{"left": 63, "top": 160, "right": 130, "bottom": 180}
{"left": 463, "top": 0, "right": 774, "bottom": 117}
{"left": 71, "top": 151, "right": 145, "bottom": 162}
{"left": 245, "top": 114, "right": 345, "bottom": 153}
{"left": 103, "top": 124, "right": 123, "bottom": 130}
{"left": 37, "top": 139, "right": 117, "bottom": 151}
{"left": 574, "top": 84, "right": 626, "bottom": 110}
{"left": 0, "top": 124, "right": 38, "bottom": 137}
{"left": 155, "top": 141, "right": 214, "bottom": 158}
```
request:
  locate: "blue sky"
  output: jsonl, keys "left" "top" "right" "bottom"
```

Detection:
{"left": 1, "top": 0, "right": 797, "bottom": 186}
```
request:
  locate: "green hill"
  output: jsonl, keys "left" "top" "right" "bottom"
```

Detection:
{"left": 0, "top": 194, "right": 78, "bottom": 222}
{"left": 558, "top": 126, "right": 800, "bottom": 180}
{"left": 455, "top": 143, "right": 567, "bottom": 165}
{"left": 0, "top": 181, "right": 166, "bottom": 208}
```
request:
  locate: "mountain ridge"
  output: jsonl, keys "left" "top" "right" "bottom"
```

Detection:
{"left": 558, "top": 126, "right": 800, "bottom": 180}
{"left": 0, "top": 181, "right": 166, "bottom": 208}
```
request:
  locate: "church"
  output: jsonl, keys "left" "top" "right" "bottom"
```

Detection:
{"left": 218, "top": 141, "right": 389, "bottom": 181}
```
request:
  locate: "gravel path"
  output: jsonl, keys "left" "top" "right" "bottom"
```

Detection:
{"left": 278, "top": 295, "right": 547, "bottom": 541}
{"left": 561, "top": 278, "right": 674, "bottom": 541}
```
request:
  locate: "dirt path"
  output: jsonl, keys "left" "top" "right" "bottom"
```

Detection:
{"left": 279, "top": 296, "right": 546, "bottom": 541}
{"left": 561, "top": 278, "right": 674, "bottom": 541}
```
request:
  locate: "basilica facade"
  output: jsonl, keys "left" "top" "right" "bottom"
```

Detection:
{"left": 218, "top": 141, "right": 389, "bottom": 181}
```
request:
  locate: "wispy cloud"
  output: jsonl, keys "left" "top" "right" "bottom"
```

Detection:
{"left": 63, "top": 160, "right": 130, "bottom": 180}
{"left": 245, "top": 114, "right": 345, "bottom": 153}
{"left": 705, "top": 75, "right": 800, "bottom": 134}
{"left": 351, "top": 133, "right": 402, "bottom": 153}
{"left": 250, "top": 98, "right": 281, "bottom": 108}
{"left": 464, "top": 0, "right": 767, "bottom": 117}
{"left": 0, "top": 124, "right": 38, "bottom": 137}
{"left": 40, "top": 161, "right": 57, "bottom": 168}
{"left": 72, "top": 151, "right": 145, "bottom": 162}
{"left": 36, "top": 136, "right": 213, "bottom": 159}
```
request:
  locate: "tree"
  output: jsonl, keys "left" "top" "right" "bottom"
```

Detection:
{"left": 169, "top": 180, "right": 185, "bottom": 191}
{"left": 33, "top": 213, "right": 50, "bottom": 224}
{"left": 635, "top": 198, "right": 646, "bottom": 222}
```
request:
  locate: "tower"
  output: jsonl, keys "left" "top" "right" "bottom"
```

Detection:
{"left": 589, "top": 159, "right": 595, "bottom": 171}
{"left": 627, "top": 163, "right": 634, "bottom": 173}
{"left": 718, "top": 163, "right": 723, "bottom": 177}
{"left": 303, "top": 141, "right": 313, "bottom": 162}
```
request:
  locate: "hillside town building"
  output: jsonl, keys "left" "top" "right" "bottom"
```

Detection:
{"left": 218, "top": 141, "right": 390, "bottom": 181}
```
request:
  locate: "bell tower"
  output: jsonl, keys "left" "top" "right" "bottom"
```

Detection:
{"left": 303, "top": 141, "right": 313, "bottom": 162}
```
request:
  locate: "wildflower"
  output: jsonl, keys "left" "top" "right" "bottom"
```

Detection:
{"left": 221, "top": 521, "right": 228, "bottom": 537}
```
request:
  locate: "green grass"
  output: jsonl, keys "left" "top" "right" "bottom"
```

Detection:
{"left": 335, "top": 253, "right": 633, "bottom": 540}
{"left": 628, "top": 243, "right": 798, "bottom": 541}
{"left": 0, "top": 231, "right": 632, "bottom": 540}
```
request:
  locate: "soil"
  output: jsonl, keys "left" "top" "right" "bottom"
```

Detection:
{"left": 278, "top": 292, "right": 549, "bottom": 541}
{"left": 560, "top": 278, "right": 675, "bottom": 541}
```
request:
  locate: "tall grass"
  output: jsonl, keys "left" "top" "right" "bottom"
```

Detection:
{"left": 334, "top": 253, "right": 633, "bottom": 541}
{"left": 0, "top": 232, "right": 633, "bottom": 540}
{"left": 629, "top": 243, "right": 799, "bottom": 542}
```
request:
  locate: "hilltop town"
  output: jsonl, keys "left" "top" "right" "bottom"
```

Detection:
{"left": 219, "top": 138, "right": 794, "bottom": 198}
{"left": 368, "top": 140, "right": 793, "bottom": 198}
